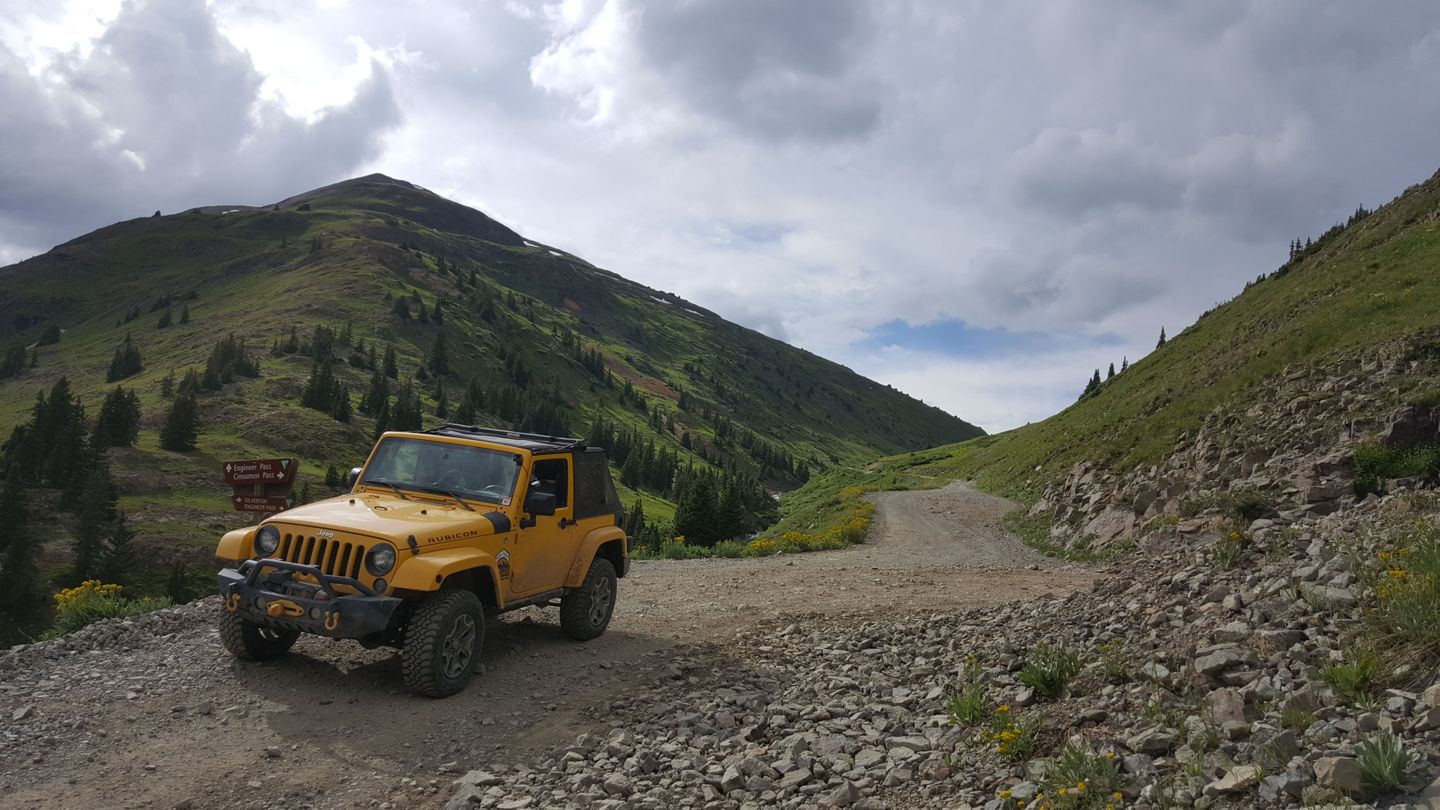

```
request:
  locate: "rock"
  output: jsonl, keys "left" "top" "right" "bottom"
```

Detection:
{"left": 1259, "top": 771, "right": 1312, "bottom": 801}
{"left": 1423, "top": 683, "right": 1440, "bottom": 708}
{"left": 854, "top": 749, "right": 886, "bottom": 769}
{"left": 11, "top": 706, "right": 34, "bottom": 722}
{"left": 1412, "top": 706, "right": 1440, "bottom": 732}
{"left": 1299, "top": 583, "right": 1357, "bottom": 610}
{"left": 1126, "top": 727, "right": 1179, "bottom": 755}
{"left": 819, "top": 780, "right": 860, "bottom": 807}
{"left": 1314, "top": 756, "right": 1363, "bottom": 796}
{"left": 1214, "top": 620, "right": 1252, "bottom": 643}
{"left": 1255, "top": 629, "right": 1305, "bottom": 654}
{"left": 1141, "top": 661, "right": 1171, "bottom": 681}
{"left": 1204, "top": 765, "right": 1261, "bottom": 796}
{"left": 1206, "top": 688, "right": 1247, "bottom": 725}
{"left": 720, "top": 764, "right": 745, "bottom": 794}
{"left": 917, "top": 758, "right": 951, "bottom": 781}
{"left": 496, "top": 799, "right": 534, "bottom": 810}
{"left": 1194, "top": 646, "right": 1250, "bottom": 677}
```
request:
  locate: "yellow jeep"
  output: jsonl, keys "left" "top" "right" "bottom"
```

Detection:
{"left": 214, "top": 425, "right": 628, "bottom": 697}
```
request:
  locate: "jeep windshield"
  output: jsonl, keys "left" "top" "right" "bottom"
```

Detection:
{"left": 360, "top": 437, "right": 520, "bottom": 506}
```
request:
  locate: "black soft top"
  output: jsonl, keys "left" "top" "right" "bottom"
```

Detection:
{"left": 424, "top": 423, "right": 589, "bottom": 454}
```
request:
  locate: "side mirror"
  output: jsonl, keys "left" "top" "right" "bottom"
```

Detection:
{"left": 346, "top": 467, "right": 362, "bottom": 487}
{"left": 523, "top": 490, "right": 557, "bottom": 517}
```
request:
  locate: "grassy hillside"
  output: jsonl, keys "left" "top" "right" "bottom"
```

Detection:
{"left": 772, "top": 167, "right": 1440, "bottom": 538}
{"left": 0, "top": 174, "right": 981, "bottom": 595}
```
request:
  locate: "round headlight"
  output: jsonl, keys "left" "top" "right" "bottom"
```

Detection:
{"left": 255, "top": 525, "right": 281, "bottom": 555}
{"left": 366, "top": 544, "right": 397, "bottom": 576}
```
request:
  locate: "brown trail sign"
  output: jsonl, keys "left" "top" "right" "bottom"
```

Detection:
{"left": 230, "top": 495, "right": 292, "bottom": 514}
{"left": 225, "top": 458, "right": 299, "bottom": 517}
{"left": 223, "top": 458, "right": 297, "bottom": 487}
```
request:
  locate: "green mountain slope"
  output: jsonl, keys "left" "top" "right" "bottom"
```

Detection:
{"left": 846, "top": 166, "right": 1440, "bottom": 505}
{"left": 0, "top": 174, "right": 981, "bottom": 585}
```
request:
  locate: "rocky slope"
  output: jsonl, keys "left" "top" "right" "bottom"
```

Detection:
{"left": 1035, "top": 334, "right": 1440, "bottom": 551}
{"left": 437, "top": 486, "right": 1440, "bottom": 809}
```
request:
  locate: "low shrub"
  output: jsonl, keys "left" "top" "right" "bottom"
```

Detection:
{"left": 710, "top": 540, "right": 747, "bottom": 558}
{"left": 1098, "top": 640, "right": 1129, "bottom": 684}
{"left": 1355, "top": 731, "right": 1423, "bottom": 798}
{"left": 49, "top": 581, "right": 171, "bottom": 637}
{"left": 744, "top": 538, "right": 778, "bottom": 556}
{"left": 984, "top": 705, "right": 1041, "bottom": 761}
{"left": 1036, "top": 743, "right": 1128, "bottom": 809}
{"left": 1018, "top": 641, "right": 1082, "bottom": 699}
{"left": 946, "top": 657, "right": 990, "bottom": 725}
{"left": 1353, "top": 442, "right": 1440, "bottom": 498}
{"left": 1370, "top": 519, "right": 1440, "bottom": 656}
{"left": 1213, "top": 524, "right": 1248, "bottom": 571}
{"left": 1322, "top": 652, "right": 1386, "bottom": 707}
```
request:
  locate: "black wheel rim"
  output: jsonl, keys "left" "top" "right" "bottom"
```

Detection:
{"left": 441, "top": 613, "right": 477, "bottom": 679}
{"left": 589, "top": 576, "right": 614, "bottom": 628}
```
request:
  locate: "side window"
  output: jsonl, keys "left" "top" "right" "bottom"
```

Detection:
{"left": 573, "top": 450, "right": 618, "bottom": 519}
{"left": 531, "top": 458, "right": 569, "bottom": 509}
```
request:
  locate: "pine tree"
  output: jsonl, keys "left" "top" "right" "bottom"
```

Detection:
{"left": 157, "top": 308, "right": 173, "bottom": 329}
{"left": 1107, "top": 363, "right": 1116, "bottom": 380}
{"left": 1120, "top": 356, "right": 1129, "bottom": 373}
{"left": 625, "top": 498, "right": 646, "bottom": 539}
{"left": 0, "top": 472, "right": 41, "bottom": 640}
{"left": 73, "top": 464, "right": 118, "bottom": 581}
{"left": 360, "top": 369, "right": 389, "bottom": 416}
{"left": 160, "top": 369, "right": 176, "bottom": 399}
{"left": 179, "top": 304, "right": 191, "bottom": 325}
{"left": 434, "top": 383, "right": 449, "bottom": 419}
{"left": 331, "top": 384, "right": 352, "bottom": 422}
{"left": 99, "top": 512, "right": 136, "bottom": 586}
{"left": 106, "top": 334, "right": 144, "bottom": 381}
{"left": 715, "top": 481, "right": 747, "bottom": 542}
{"left": 1156, "top": 327, "right": 1167, "bottom": 348}
{"left": 429, "top": 329, "right": 450, "bottom": 376}
{"left": 372, "top": 397, "right": 392, "bottom": 440}
{"left": 160, "top": 391, "right": 200, "bottom": 451}
{"left": 383, "top": 344, "right": 398, "bottom": 379}
{"left": 325, "top": 465, "right": 341, "bottom": 488}
{"left": 165, "top": 559, "right": 191, "bottom": 603}
{"left": 674, "top": 475, "right": 720, "bottom": 547}
{"left": 93, "top": 386, "right": 142, "bottom": 448}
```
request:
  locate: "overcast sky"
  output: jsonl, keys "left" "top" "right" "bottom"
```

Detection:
{"left": 3, "top": 1, "right": 1439, "bottom": 432}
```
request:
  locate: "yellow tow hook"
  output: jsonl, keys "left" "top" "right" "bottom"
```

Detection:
{"left": 265, "top": 599, "right": 304, "bottom": 618}
{"left": 324, "top": 611, "right": 341, "bottom": 632}
{"left": 225, "top": 593, "right": 241, "bottom": 613}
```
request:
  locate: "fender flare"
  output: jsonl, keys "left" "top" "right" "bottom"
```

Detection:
{"left": 215, "top": 527, "right": 256, "bottom": 563}
{"left": 390, "top": 548, "right": 504, "bottom": 604}
{"left": 565, "top": 526, "right": 628, "bottom": 588}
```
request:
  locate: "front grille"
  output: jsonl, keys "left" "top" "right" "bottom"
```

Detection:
{"left": 274, "top": 532, "right": 368, "bottom": 581}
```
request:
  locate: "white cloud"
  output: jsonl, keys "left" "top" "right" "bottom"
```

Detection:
{"left": 3, "top": 0, "right": 1439, "bottom": 433}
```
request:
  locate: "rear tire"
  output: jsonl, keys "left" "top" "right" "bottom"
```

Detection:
{"left": 560, "top": 558, "right": 617, "bottom": 641}
{"left": 402, "top": 590, "right": 484, "bottom": 698}
{"left": 219, "top": 611, "right": 300, "bottom": 660}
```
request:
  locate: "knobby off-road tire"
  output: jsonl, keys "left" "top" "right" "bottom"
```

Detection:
{"left": 402, "top": 590, "right": 485, "bottom": 698}
{"left": 219, "top": 611, "right": 300, "bottom": 660}
{"left": 560, "top": 558, "right": 617, "bottom": 641}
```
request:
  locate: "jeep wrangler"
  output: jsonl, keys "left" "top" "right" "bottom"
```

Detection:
{"left": 214, "top": 425, "right": 628, "bottom": 697}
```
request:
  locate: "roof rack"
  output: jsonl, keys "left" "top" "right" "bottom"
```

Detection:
{"left": 424, "top": 423, "right": 587, "bottom": 452}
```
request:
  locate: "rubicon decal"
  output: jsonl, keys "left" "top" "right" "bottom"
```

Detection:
{"left": 426, "top": 528, "right": 482, "bottom": 544}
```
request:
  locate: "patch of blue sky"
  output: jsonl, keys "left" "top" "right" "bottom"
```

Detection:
{"left": 857, "top": 318, "right": 1122, "bottom": 358}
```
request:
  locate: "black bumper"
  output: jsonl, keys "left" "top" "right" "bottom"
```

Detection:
{"left": 218, "top": 559, "right": 402, "bottom": 639}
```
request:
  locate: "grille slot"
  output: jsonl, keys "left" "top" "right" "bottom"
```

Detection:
{"left": 275, "top": 532, "right": 368, "bottom": 581}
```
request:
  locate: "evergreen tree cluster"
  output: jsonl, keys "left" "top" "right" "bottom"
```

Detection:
{"left": 0, "top": 345, "right": 29, "bottom": 379}
{"left": 106, "top": 334, "right": 144, "bottom": 382}
{"left": 93, "top": 386, "right": 142, "bottom": 448}
{"left": 453, "top": 377, "right": 568, "bottom": 436}
{"left": 299, "top": 360, "right": 352, "bottom": 423}
{"left": 201, "top": 334, "right": 260, "bottom": 390}
{"left": 670, "top": 466, "right": 774, "bottom": 547}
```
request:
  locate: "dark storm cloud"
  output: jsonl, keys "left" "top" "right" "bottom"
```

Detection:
{"left": 0, "top": 0, "right": 400, "bottom": 255}
{"left": 621, "top": 0, "right": 882, "bottom": 142}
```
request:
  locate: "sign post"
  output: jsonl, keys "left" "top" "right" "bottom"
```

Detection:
{"left": 223, "top": 458, "right": 299, "bottom": 520}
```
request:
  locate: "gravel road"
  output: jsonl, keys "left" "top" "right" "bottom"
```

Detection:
{"left": 0, "top": 482, "right": 1093, "bottom": 810}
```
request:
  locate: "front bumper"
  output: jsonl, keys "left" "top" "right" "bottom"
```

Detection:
{"left": 218, "top": 559, "right": 402, "bottom": 639}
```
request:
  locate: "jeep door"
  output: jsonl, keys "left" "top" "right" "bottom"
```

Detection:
{"left": 512, "top": 454, "right": 579, "bottom": 594}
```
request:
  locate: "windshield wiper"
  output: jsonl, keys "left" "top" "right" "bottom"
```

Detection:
{"left": 364, "top": 479, "right": 411, "bottom": 501}
{"left": 411, "top": 485, "right": 475, "bottom": 512}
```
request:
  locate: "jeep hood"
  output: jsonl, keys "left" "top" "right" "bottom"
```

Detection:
{"left": 266, "top": 494, "right": 508, "bottom": 546}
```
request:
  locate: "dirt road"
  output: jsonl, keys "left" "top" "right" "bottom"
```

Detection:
{"left": 0, "top": 482, "right": 1094, "bottom": 810}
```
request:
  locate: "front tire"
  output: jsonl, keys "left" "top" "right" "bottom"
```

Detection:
{"left": 560, "top": 558, "right": 617, "bottom": 641}
{"left": 219, "top": 611, "right": 300, "bottom": 660}
{"left": 402, "top": 590, "right": 484, "bottom": 698}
